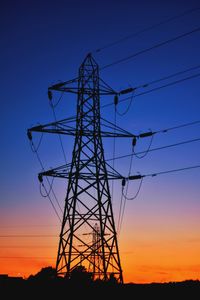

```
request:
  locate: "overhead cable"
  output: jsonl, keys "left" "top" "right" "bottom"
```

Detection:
{"left": 102, "top": 71, "right": 200, "bottom": 109}
{"left": 94, "top": 7, "right": 200, "bottom": 53}
{"left": 127, "top": 164, "right": 200, "bottom": 181}
{"left": 106, "top": 137, "right": 200, "bottom": 162}
{"left": 101, "top": 26, "right": 200, "bottom": 70}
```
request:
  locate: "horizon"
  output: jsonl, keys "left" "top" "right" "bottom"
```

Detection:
{"left": 1, "top": 267, "right": 200, "bottom": 285}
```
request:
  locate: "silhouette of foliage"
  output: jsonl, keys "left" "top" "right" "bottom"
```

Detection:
{"left": 70, "top": 265, "right": 93, "bottom": 285}
{"left": 28, "top": 266, "right": 56, "bottom": 281}
{"left": 1, "top": 273, "right": 200, "bottom": 297}
{"left": 107, "top": 273, "right": 118, "bottom": 285}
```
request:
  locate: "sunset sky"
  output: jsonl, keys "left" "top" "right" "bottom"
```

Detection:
{"left": 1, "top": 0, "right": 200, "bottom": 283}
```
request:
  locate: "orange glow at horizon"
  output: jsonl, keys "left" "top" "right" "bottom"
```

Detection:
{"left": 1, "top": 220, "right": 200, "bottom": 283}
{"left": 1, "top": 237, "right": 200, "bottom": 283}
{"left": 120, "top": 237, "right": 200, "bottom": 283}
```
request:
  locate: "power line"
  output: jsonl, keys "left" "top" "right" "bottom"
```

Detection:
{"left": 114, "top": 64, "right": 200, "bottom": 97}
{"left": 139, "top": 64, "right": 200, "bottom": 88}
{"left": 29, "top": 140, "right": 62, "bottom": 221}
{"left": 101, "top": 26, "right": 200, "bottom": 70}
{"left": 156, "top": 120, "right": 200, "bottom": 134}
{"left": 39, "top": 181, "right": 62, "bottom": 222}
{"left": 118, "top": 177, "right": 144, "bottom": 235}
{"left": 0, "top": 256, "right": 55, "bottom": 259}
{"left": 0, "top": 246, "right": 57, "bottom": 248}
{"left": 50, "top": 103, "right": 68, "bottom": 166}
{"left": 144, "top": 164, "right": 200, "bottom": 178}
{"left": 94, "top": 7, "right": 200, "bottom": 53}
{"left": 0, "top": 235, "right": 57, "bottom": 238}
{"left": 102, "top": 72, "right": 200, "bottom": 109}
{"left": 116, "top": 91, "right": 135, "bottom": 116}
{"left": 127, "top": 164, "right": 200, "bottom": 181}
{"left": 118, "top": 163, "right": 200, "bottom": 234}
{"left": 116, "top": 65, "right": 200, "bottom": 99}
{"left": 134, "top": 119, "right": 200, "bottom": 139}
{"left": 0, "top": 251, "right": 133, "bottom": 259}
{"left": 0, "top": 225, "right": 59, "bottom": 228}
{"left": 132, "top": 72, "right": 200, "bottom": 98}
{"left": 117, "top": 148, "right": 134, "bottom": 234}
{"left": 106, "top": 137, "right": 200, "bottom": 162}
{"left": 133, "top": 135, "right": 154, "bottom": 159}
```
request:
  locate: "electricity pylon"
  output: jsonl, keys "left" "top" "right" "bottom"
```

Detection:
{"left": 28, "top": 54, "right": 137, "bottom": 283}
{"left": 83, "top": 223, "right": 101, "bottom": 277}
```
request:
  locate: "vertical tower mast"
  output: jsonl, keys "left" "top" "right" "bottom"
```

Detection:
{"left": 27, "top": 53, "right": 138, "bottom": 283}
{"left": 56, "top": 54, "right": 123, "bottom": 282}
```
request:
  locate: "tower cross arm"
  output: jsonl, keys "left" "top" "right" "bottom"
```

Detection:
{"left": 48, "top": 76, "right": 117, "bottom": 95}
{"left": 27, "top": 117, "right": 138, "bottom": 138}
{"left": 27, "top": 116, "right": 77, "bottom": 137}
{"left": 38, "top": 162, "right": 124, "bottom": 181}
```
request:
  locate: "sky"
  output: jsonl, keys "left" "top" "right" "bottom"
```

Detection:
{"left": 0, "top": 0, "right": 200, "bottom": 283}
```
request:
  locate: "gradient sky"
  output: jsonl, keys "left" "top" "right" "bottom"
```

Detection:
{"left": 0, "top": 0, "right": 200, "bottom": 283}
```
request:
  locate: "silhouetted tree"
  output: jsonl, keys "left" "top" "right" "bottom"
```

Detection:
{"left": 70, "top": 265, "right": 93, "bottom": 285}
{"left": 28, "top": 266, "right": 56, "bottom": 281}
{"left": 108, "top": 273, "right": 118, "bottom": 285}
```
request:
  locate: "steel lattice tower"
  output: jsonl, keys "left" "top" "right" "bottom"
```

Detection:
{"left": 28, "top": 54, "right": 139, "bottom": 283}
{"left": 56, "top": 54, "right": 123, "bottom": 282}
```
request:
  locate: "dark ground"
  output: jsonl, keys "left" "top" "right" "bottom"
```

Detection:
{"left": 0, "top": 278, "right": 200, "bottom": 299}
